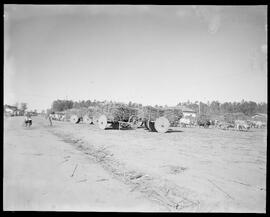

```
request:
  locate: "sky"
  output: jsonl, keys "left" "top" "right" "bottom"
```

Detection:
{"left": 4, "top": 5, "right": 267, "bottom": 112}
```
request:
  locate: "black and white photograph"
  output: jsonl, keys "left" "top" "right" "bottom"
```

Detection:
{"left": 3, "top": 5, "right": 267, "bottom": 212}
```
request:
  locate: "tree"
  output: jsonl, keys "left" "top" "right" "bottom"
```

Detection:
{"left": 86, "top": 100, "right": 91, "bottom": 107}
{"left": 257, "top": 102, "right": 267, "bottom": 113}
{"left": 199, "top": 102, "right": 209, "bottom": 115}
{"left": 46, "top": 109, "right": 52, "bottom": 115}
{"left": 52, "top": 99, "right": 73, "bottom": 112}
{"left": 20, "top": 102, "right": 28, "bottom": 112}
{"left": 210, "top": 101, "right": 220, "bottom": 114}
{"left": 13, "top": 102, "right": 19, "bottom": 108}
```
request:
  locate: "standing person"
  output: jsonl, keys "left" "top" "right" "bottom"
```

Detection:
{"left": 48, "top": 112, "right": 53, "bottom": 126}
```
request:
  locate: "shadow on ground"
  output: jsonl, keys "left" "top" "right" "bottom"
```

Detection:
{"left": 166, "top": 129, "right": 184, "bottom": 133}
{"left": 105, "top": 127, "right": 137, "bottom": 131}
{"left": 143, "top": 128, "right": 184, "bottom": 133}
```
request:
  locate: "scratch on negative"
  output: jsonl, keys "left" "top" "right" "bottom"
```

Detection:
{"left": 208, "top": 179, "right": 234, "bottom": 200}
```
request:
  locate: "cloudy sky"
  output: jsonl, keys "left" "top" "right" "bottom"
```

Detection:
{"left": 4, "top": 5, "right": 267, "bottom": 111}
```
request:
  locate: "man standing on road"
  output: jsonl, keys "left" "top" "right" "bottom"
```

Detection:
{"left": 48, "top": 112, "right": 53, "bottom": 126}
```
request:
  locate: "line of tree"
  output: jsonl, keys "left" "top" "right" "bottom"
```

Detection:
{"left": 50, "top": 99, "right": 267, "bottom": 116}
{"left": 51, "top": 99, "right": 143, "bottom": 112}
{"left": 177, "top": 100, "right": 267, "bottom": 116}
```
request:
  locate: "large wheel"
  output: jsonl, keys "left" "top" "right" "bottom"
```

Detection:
{"left": 98, "top": 115, "right": 107, "bottom": 130}
{"left": 70, "top": 115, "right": 80, "bottom": 124}
{"left": 128, "top": 115, "right": 140, "bottom": 128}
{"left": 144, "top": 120, "right": 150, "bottom": 130}
{"left": 148, "top": 120, "right": 157, "bottom": 132}
{"left": 93, "top": 116, "right": 99, "bottom": 125}
{"left": 83, "top": 115, "right": 92, "bottom": 124}
{"left": 154, "top": 117, "right": 170, "bottom": 133}
{"left": 146, "top": 120, "right": 152, "bottom": 130}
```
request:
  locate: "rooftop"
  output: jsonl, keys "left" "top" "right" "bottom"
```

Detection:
{"left": 252, "top": 113, "right": 267, "bottom": 118}
{"left": 4, "top": 105, "right": 18, "bottom": 111}
{"left": 173, "top": 106, "right": 196, "bottom": 113}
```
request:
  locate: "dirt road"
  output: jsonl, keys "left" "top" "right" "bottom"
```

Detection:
{"left": 3, "top": 116, "right": 163, "bottom": 211}
{"left": 4, "top": 116, "right": 266, "bottom": 212}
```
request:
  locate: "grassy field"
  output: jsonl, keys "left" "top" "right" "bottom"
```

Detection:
{"left": 4, "top": 116, "right": 267, "bottom": 212}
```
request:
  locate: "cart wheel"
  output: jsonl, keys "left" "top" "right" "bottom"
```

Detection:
{"left": 137, "top": 120, "right": 144, "bottom": 127}
{"left": 70, "top": 115, "right": 80, "bottom": 124}
{"left": 83, "top": 115, "right": 92, "bottom": 124}
{"left": 148, "top": 120, "right": 157, "bottom": 132}
{"left": 128, "top": 115, "right": 140, "bottom": 128}
{"left": 93, "top": 116, "right": 99, "bottom": 125}
{"left": 98, "top": 115, "right": 107, "bottom": 130}
{"left": 128, "top": 115, "right": 138, "bottom": 124}
{"left": 154, "top": 117, "right": 170, "bottom": 133}
{"left": 146, "top": 120, "right": 152, "bottom": 130}
{"left": 144, "top": 120, "right": 149, "bottom": 130}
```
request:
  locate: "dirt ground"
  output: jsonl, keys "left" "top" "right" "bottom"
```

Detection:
{"left": 3, "top": 116, "right": 267, "bottom": 212}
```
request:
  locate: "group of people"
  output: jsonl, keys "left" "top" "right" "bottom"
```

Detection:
{"left": 24, "top": 112, "right": 32, "bottom": 127}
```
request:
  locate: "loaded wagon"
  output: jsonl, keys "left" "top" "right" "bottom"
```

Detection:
{"left": 66, "top": 103, "right": 183, "bottom": 133}
{"left": 92, "top": 104, "right": 142, "bottom": 130}
{"left": 140, "top": 106, "right": 183, "bottom": 133}
{"left": 67, "top": 107, "right": 96, "bottom": 124}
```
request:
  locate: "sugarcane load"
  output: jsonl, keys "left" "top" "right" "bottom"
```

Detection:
{"left": 139, "top": 106, "right": 183, "bottom": 133}
{"left": 93, "top": 104, "right": 142, "bottom": 130}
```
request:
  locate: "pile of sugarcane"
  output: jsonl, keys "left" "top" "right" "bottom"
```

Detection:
{"left": 138, "top": 106, "right": 162, "bottom": 121}
{"left": 65, "top": 104, "right": 139, "bottom": 126}
{"left": 224, "top": 112, "right": 249, "bottom": 124}
{"left": 93, "top": 104, "right": 140, "bottom": 129}
{"left": 97, "top": 104, "right": 138, "bottom": 122}
{"left": 163, "top": 107, "right": 184, "bottom": 126}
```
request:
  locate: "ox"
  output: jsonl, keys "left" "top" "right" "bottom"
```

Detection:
{"left": 254, "top": 121, "right": 266, "bottom": 128}
{"left": 197, "top": 119, "right": 211, "bottom": 128}
{"left": 217, "top": 122, "right": 235, "bottom": 130}
{"left": 179, "top": 118, "right": 191, "bottom": 127}
{"left": 234, "top": 120, "right": 250, "bottom": 131}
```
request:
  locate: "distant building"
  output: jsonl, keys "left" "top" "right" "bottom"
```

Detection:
{"left": 176, "top": 106, "right": 197, "bottom": 118}
{"left": 4, "top": 105, "right": 24, "bottom": 116}
{"left": 251, "top": 113, "right": 267, "bottom": 122}
{"left": 4, "top": 105, "right": 17, "bottom": 116}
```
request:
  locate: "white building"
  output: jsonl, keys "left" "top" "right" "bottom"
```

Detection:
{"left": 251, "top": 113, "right": 267, "bottom": 122}
{"left": 176, "top": 106, "right": 197, "bottom": 118}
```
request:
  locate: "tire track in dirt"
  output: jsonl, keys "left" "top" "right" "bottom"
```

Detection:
{"left": 48, "top": 129, "right": 201, "bottom": 212}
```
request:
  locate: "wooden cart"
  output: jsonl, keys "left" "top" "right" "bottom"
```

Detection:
{"left": 141, "top": 106, "right": 183, "bottom": 133}
{"left": 93, "top": 105, "right": 142, "bottom": 130}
